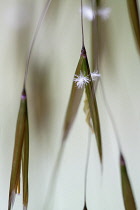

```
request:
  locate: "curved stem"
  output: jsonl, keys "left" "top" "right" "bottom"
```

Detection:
{"left": 23, "top": 0, "right": 53, "bottom": 90}
{"left": 100, "top": 80, "right": 122, "bottom": 153}
{"left": 91, "top": 0, "right": 123, "bottom": 155}
{"left": 84, "top": 129, "right": 91, "bottom": 204}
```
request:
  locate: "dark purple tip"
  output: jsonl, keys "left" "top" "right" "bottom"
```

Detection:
{"left": 81, "top": 46, "right": 87, "bottom": 58}
{"left": 120, "top": 154, "right": 125, "bottom": 166}
{"left": 21, "top": 89, "right": 27, "bottom": 100}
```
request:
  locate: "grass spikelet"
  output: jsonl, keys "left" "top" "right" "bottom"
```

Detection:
{"left": 8, "top": 89, "right": 29, "bottom": 210}
{"left": 63, "top": 46, "right": 102, "bottom": 162}
{"left": 62, "top": 55, "right": 84, "bottom": 141}
{"left": 127, "top": 0, "right": 140, "bottom": 53}
{"left": 8, "top": 0, "right": 53, "bottom": 208}
{"left": 120, "top": 154, "right": 136, "bottom": 210}
{"left": 81, "top": 46, "right": 102, "bottom": 162}
{"left": 8, "top": 0, "right": 52, "bottom": 210}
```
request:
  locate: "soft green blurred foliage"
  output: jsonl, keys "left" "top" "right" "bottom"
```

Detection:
{"left": 0, "top": 0, "right": 140, "bottom": 209}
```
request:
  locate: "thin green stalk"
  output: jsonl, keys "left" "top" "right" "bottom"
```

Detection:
{"left": 81, "top": 0, "right": 85, "bottom": 47}
{"left": 23, "top": 0, "right": 53, "bottom": 89}
{"left": 83, "top": 129, "right": 91, "bottom": 210}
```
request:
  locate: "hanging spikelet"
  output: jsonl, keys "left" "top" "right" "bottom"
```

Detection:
{"left": 63, "top": 46, "right": 102, "bottom": 163}
{"left": 120, "top": 154, "right": 136, "bottom": 210}
{"left": 8, "top": 89, "right": 29, "bottom": 210}
{"left": 127, "top": 0, "right": 140, "bottom": 53}
{"left": 62, "top": 54, "right": 84, "bottom": 141}
{"left": 63, "top": 0, "right": 102, "bottom": 161}
{"left": 80, "top": 47, "right": 102, "bottom": 162}
{"left": 8, "top": 1, "right": 53, "bottom": 208}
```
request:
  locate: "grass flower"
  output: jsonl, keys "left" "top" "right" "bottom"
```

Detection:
{"left": 8, "top": 89, "right": 29, "bottom": 210}
{"left": 63, "top": 46, "right": 102, "bottom": 162}
{"left": 8, "top": 0, "right": 53, "bottom": 207}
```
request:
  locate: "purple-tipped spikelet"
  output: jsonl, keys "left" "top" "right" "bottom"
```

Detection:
{"left": 8, "top": 0, "right": 54, "bottom": 209}
{"left": 80, "top": 47, "right": 102, "bottom": 162}
{"left": 8, "top": 89, "right": 29, "bottom": 210}
{"left": 63, "top": 46, "right": 102, "bottom": 162}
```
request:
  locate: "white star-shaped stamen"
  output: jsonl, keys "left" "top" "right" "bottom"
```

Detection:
{"left": 82, "top": 6, "right": 111, "bottom": 21}
{"left": 73, "top": 71, "right": 90, "bottom": 88}
{"left": 82, "top": 6, "right": 96, "bottom": 20}
{"left": 97, "top": 7, "right": 111, "bottom": 20}
{"left": 91, "top": 71, "right": 101, "bottom": 81}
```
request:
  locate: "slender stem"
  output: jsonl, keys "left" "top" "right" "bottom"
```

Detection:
{"left": 91, "top": 0, "right": 99, "bottom": 71}
{"left": 94, "top": 9, "right": 99, "bottom": 70}
{"left": 99, "top": 79, "right": 122, "bottom": 154}
{"left": 91, "top": 1, "right": 123, "bottom": 158}
{"left": 91, "top": 0, "right": 121, "bottom": 150}
{"left": 23, "top": 0, "right": 53, "bottom": 90}
{"left": 84, "top": 129, "right": 91, "bottom": 204}
{"left": 81, "top": 0, "right": 85, "bottom": 47}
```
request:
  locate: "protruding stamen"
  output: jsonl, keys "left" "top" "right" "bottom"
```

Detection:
{"left": 74, "top": 71, "right": 90, "bottom": 89}
{"left": 82, "top": 6, "right": 111, "bottom": 21}
{"left": 91, "top": 71, "right": 101, "bottom": 81}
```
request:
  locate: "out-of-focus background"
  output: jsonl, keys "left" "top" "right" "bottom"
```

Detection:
{"left": 0, "top": 0, "right": 140, "bottom": 209}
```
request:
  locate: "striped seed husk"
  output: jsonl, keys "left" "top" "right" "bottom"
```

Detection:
{"left": 81, "top": 46, "right": 102, "bottom": 162}
{"left": 8, "top": 89, "right": 29, "bottom": 210}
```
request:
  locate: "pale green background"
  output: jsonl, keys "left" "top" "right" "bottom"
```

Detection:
{"left": 0, "top": 0, "right": 140, "bottom": 209}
